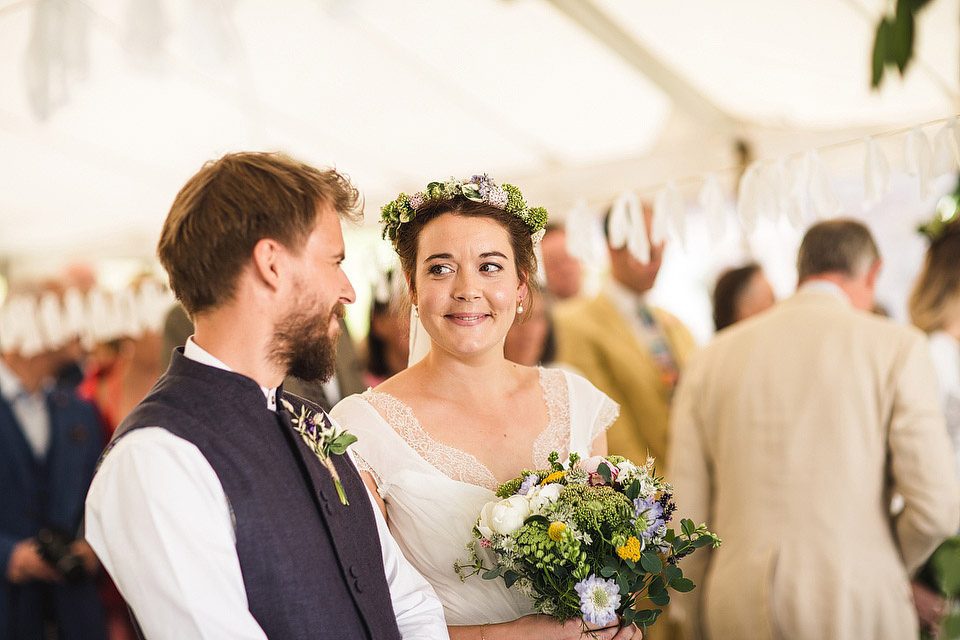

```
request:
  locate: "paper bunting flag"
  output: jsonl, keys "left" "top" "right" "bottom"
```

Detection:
{"left": 863, "top": 137, "right": 891, "bottom": 211}
{"left": 737, "top": 162, "right": 778, "bottom": 234}
{"left": 655, "top": 182, "right": 685, "bottom": 250}
{"left": 783, "top": 155, "right": 810, "bottom": 231}
{"left": 608, "top": 190, "right": 651, "bottom": 264}
{"left": 806, "top": 151, "right": 843, "bottom": 218}
{"left": 905, "top": 127, "right": 935, "bottom": 199}
{"left": 564, "top": 199, "right": 605, "bottom": 267}
{"left": 933, "top": 122, "right": 957, "bottom": 177}
{"left": 699, "top": 173, "right": 727, "bottom": 238}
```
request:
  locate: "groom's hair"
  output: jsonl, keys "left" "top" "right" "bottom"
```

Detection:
{"left": 158, "top": 151, "right": 361, "bottom": 316}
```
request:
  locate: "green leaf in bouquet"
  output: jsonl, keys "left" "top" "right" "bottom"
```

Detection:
{"left": 663, "top": 564, "right": 682, "bottom": 585}
{"left": 918, "top": 536, "right": 960, "bottom": 597}
{"left": 503, "top": 569, "right": 520, "bottom": 588}
{"left": 631, "top": 608, "right": 660, "bottom": 626}
{"left": 693, "top": 535, "right": 717, "bottom": 549}
{"left": 481, "top": 566, "right": 502, "bottom": 580}
{"left": 641, "top": 551, "right": 663, "bottom": 574}
{"left": 671, "top": 577, "right": 695, "bottom": 593}
{"left": 626, "top": 479, "right": 642, "bottom": 501}
{"left": 616, "top": 572, "right": 630, "bottom": 595}
{"left": 600, "top": 564, "right": 617, "bottom": 578}
{"left": 681, "top": 518, "right": 695, "bottom": 537}
{"left": 524, "top": 514, "right": 550, "bottom": 527}
{"left": 597, "top": 462, "right": 613, "bottom": 484}
{"left": 647, "top": 575, "right": 666, "bottom": 597}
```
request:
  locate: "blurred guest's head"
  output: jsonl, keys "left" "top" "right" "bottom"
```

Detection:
{"left": 797, "top": 219, "right": 881, "bottom": 311}
{"left": 712, "top": 263, "right": 776, "bottom": 331}
{"left": 366, "top": 270, "right": 410, "bottom": 382}
{"left": 909, "top": 218, "right": 960, "bottom": 336}
{"left": 503, "top": 289, "right": 556, "bottom": 367}
{"left": 540, "top": 224, "right": 582, "bottom": 300}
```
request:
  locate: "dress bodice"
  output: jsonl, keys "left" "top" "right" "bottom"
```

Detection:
{"left": 330, "top": 367, "right": 618, "bottom": 626}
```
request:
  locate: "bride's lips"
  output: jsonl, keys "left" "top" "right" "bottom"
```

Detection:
{"left": 445, "top": 312, "right": 491, "bottom": 326}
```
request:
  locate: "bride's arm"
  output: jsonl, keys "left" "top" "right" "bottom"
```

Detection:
{"left": 449, "top": 616, "right": 640, "bottom": 639}
{"left": 591, "top": 431, "right": 609, "bottom": 457}
{"left": 360, "top": 471, "right": 387, "bottom": 520}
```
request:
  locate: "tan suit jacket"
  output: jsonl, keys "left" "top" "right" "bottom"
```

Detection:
{"left": 668, "top": 289, "right": 960, "bottom": 640}
{"left": 553, "top": 292, "right": 695, "bottom": 470}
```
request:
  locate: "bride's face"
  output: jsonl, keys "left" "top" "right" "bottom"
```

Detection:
{"left": 413, "top": 212, "right": 527, "bottom": 360}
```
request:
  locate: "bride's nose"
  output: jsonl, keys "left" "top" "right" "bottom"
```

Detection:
{"left": 452, "top": 270, "right": 481, "bottom": 301}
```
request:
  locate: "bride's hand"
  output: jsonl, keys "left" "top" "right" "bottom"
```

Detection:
{"left": 487, "top": 614, "right": 640, "bottom": 640}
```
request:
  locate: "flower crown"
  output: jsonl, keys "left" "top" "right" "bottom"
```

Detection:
{"left": 380, "top": 174, "right": 548, "bottom": 244}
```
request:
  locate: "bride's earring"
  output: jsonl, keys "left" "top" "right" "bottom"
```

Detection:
{"left": 413, "top": 304, "right": 419, "bottom": 318}
{"left": 517, "top": 298, "right": 524, "bottom": 314}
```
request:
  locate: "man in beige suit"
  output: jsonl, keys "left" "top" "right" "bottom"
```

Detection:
{"left": 554, "top": 206, "right": 696, "bottom": 468}
{"left": 669, "top": 219, "right": 960, "bottom": 640}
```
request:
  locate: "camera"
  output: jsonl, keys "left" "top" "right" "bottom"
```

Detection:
{"left": 36, "top": 527, "right": 86, "bottom": 583}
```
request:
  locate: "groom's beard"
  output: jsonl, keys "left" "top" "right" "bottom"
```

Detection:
{"left": 270, "top": 298, "right": 345, "bottom": 383}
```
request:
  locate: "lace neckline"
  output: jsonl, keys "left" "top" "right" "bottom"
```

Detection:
{"left": 362, "top": 367, "right": 570, "bottom": 491}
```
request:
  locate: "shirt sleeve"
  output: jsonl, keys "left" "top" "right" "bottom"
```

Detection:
{"left": 84, "top": 427, "right": 268, "bottom": 640}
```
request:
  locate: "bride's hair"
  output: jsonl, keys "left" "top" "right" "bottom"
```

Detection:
{"left": 393, "top": 197, "right": 538, "bottom": 316}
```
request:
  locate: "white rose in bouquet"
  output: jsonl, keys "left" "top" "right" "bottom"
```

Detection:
{"left": 529, "top": 483, "right": 563, "bottom": 515}
{"left": 478, "top": 495, "right": 531, "bottom": 537}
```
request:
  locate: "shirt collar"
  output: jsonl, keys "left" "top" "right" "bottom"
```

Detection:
{"left": 0, "top": 358, "right": 25, "bottom": 404}
{"left": 798, "top": 279, "right": 851, "bottom": 306}
{"left": 183, "top": 337, "right": 278, "bottom": 412}
{"left": 604, "top": 278, "right": 649, "bottom": 318}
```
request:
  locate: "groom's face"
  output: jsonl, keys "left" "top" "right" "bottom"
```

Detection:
{"left": 270, "top": 206, "right": 355, "bottom": 382}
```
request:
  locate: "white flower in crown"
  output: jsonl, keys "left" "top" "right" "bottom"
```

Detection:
{"left": 486, "top": 186, "right": 508, "bottom": 209}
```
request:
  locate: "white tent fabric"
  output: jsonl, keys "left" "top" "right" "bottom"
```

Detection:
{"left": 1, "top": 0, "right": 957, "bottom": 262}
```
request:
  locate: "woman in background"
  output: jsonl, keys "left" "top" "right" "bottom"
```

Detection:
{"left": 711, "top": 262, "right": 775, "bottom": 332}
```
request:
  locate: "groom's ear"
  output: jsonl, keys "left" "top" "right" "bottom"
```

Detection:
{"left": 251, "top": 237, "right": 285, "bottom": 291}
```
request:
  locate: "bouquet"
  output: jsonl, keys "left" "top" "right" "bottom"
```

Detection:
{"left": 455, "top": 452, "right": 720, "bottom": 630}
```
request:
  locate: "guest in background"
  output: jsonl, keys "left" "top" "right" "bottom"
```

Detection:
{"left": 711, "top": 262, "right": 775, "bottom": 332}
{"left": 363, "top": 269, "right": 410, "bottom": 387}
{"left": 553, "top": 204, "right": 695, "bottom": 469}
{"left": 539, "top": 223, "right": 583, "bottom": 300}
{"left": 503, "top": 288, "right": 557, "bottom": 367}
{"left": 77, "top": 280, "right": 165, "bottom": 640}
{"left": 669, "top": 219, "right": 959, "bottom": 640}
{"left": 1, "top": 287, "right": 107, "bottom": 640}
{"left": 910, "top": 214, "right": 960, "bottom": 475}
{"left": 908, "top": 213, "right": 960, "bottom": 638}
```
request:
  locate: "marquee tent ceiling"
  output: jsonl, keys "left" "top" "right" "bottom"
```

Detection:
{"left": 0, "top": 0, "right": 957, "bottom": 262}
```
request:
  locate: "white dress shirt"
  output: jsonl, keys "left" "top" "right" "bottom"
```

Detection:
{"left": 0, "top": 357, "right": 50, "bottom": 458}
{"left": 84, "top": 338, "right": 448, "bottom": 640}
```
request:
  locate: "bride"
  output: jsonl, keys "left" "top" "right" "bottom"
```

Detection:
{"left": 332, "top": 176, "right": 640, "bottom": 640}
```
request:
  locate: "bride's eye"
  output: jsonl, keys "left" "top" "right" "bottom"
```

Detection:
{"left": 479, "top": 263, "right": 503, "bottom": 273}
{"left": 428, "top": 264, "right": 453, "bottom": 275}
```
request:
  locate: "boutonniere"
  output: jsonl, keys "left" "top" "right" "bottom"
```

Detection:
{"left": 281, "top": 398, "right": 358, "bottom": 505}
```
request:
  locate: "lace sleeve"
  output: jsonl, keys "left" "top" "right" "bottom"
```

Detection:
{"left": 590, "top": 394, "right": 620, "bottom": 448}
{"left": 349, "top": 448, "right": 384, "bottom": 494}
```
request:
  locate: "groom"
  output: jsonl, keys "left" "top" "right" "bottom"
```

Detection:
{"left": 84, "top": 152, "right": 448, "bottom": 639}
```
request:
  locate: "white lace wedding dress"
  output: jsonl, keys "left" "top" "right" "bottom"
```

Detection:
{"left": 330, "top": 367, "right": 619, "bottom": 626}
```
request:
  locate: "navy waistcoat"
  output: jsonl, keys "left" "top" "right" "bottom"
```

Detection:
{"left": 107, "top": 350, "right": 401, "bottom": 640}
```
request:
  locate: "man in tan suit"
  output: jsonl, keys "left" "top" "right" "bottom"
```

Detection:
{"left": 554, "top": 206, "right": 696, "bottom": 468}
{"left": 668, "top": 219, "right": 960, "bottom": 640}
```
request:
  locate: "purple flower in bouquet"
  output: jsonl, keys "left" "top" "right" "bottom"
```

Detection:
{"left": 634, "top": 496, "right": 665, "bottom": 538}
{"left": 575, "top": 575, "right": 621, "bottom": 626}
{"left": 518, "top": 474, "right": 540, "bottom": 495}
